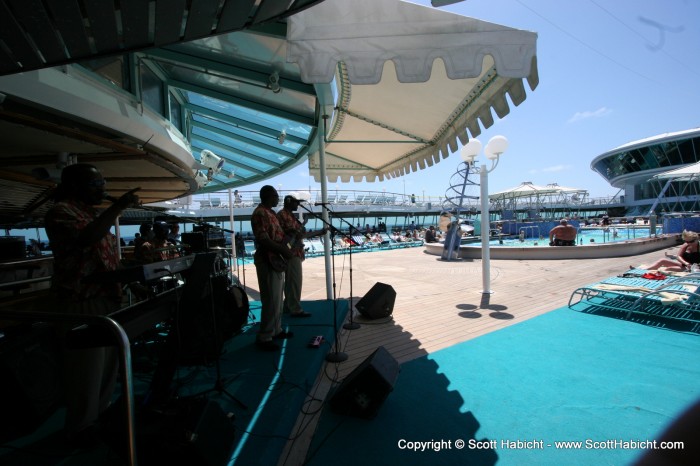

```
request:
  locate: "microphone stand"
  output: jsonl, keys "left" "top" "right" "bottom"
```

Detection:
{"left": 299, "top": 203, "right": 350, "bottom": 363}
{"left": 320, "top": 205, "right": 361, "bottom": 331}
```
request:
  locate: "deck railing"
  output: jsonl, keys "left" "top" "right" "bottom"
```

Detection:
{"left": 184, "top": 189, "right": 624, "bottom": 211}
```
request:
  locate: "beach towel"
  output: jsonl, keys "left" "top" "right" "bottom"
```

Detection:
{"left": 593, "top": 283, "right": 697, "bottom": 306}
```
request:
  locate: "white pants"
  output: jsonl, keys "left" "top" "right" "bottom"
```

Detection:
{"left": 254, "top": 254, "right": 284, "bottom": 341}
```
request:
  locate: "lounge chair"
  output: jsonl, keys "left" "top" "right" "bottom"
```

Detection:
{"left": 243, "top": 240, "right": 256, "bottom": 257}
{"left": 628, "top": 280, "right": 700, "bottom": 322}
{"left": 378, "top": 233, "right": 401, "bottom": 249}
{"left": 569, "top": 270, "right": 674, "bottom": 314}
{"left": 351, "top": 235, "right": 367, "bottom": 247}
{"left": 305, "top": 239, "right": 324, "bottom": 257}
{"left": 569, "top": 270, "right": 700, "bottom": 324}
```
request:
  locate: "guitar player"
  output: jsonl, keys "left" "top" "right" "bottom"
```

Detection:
{"left": 277, "top": 193, "right": 327, "bottom": 318}
{"left": 251, "top": 185, "right": 295, "bottom": 351}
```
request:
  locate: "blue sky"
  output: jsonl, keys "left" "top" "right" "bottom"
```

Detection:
{"left": 240, "top": 0, "right": 700, "bottom": 200}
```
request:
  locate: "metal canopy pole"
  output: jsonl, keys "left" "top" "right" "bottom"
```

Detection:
{"left": 319, "top": 114, "right": 333, "bottom": 300}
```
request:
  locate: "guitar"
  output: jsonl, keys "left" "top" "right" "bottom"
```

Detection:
{"left": 268, "top": 226, "right": 325, "bottom": 272}
{"left": 269, "top": 234, "right": 296, "bottom": 272}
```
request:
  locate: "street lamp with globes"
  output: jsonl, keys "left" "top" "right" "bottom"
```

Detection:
{"left": 460, "top": 135, "right": 509, "bottom": 294}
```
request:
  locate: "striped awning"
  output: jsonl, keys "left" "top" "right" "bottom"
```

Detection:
{"left": 287, "top": 0, "right": 539, "bottom": 182}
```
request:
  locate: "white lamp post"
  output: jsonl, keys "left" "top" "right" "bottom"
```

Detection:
{"left": 460, "top": 135, "right": 509, "bottom": 294}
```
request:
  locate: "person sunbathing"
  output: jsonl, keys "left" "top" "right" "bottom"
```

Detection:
{"left": 636, "top": 230, "right": 700, "bottom": 272}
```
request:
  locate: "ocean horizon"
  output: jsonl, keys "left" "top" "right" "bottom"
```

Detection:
{"left": 6, "top": 214, "right": 429, "bottom": 248}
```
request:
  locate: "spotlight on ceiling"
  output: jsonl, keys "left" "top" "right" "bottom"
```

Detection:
{"left": 278, "top": 129, "right": 286, "bottom": 145}
{"left": 200, "top": 149, "right": 225, "bottom": 180}
{"left": 194, "top": 170, "right": 209, "bottom": 188}
{"left": 200, "top": 149, "right": 224, "bottom": 171}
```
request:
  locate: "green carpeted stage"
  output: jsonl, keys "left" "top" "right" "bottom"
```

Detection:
{"left": 0, "top": 298, "right": 348, "bottom": 466}
{"left": 177, "top": 298, "right": 348, "bottom": 465}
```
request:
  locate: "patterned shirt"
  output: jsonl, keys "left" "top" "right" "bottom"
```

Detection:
{"left": 277, "top": 209, "right": 305, "bottom": 260}
{"left": 138, "top": 239, "right": 179, "bottom": 263}
{"left": 45, "top": 198, "right": 121, "bottom": 301}
{"left": 251, "top": 203, "right": 285, "bottom": 256}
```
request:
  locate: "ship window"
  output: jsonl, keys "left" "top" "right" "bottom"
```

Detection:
{"left": 141, "top": 65, "right": 164, "bottom": 116}
{"left": 78, "top": 55, "right": 128, "bottom": 90}
{"left": 678, "top": 139, "right": 697, "bottom": 164}
{"left": 169, "top": 92, "right": 182, "bottom": 132}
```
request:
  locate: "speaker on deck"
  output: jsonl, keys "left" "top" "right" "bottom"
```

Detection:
{"left": 329, "top": 346, "right": 399, "bottom": 419}
{"left": 356, "top": 282, "right": 396, "bottom": 319}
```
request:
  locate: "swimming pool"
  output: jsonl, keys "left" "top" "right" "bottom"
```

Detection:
{"left": 483, "top": 226, "right": 662, "bottom": 248}
{"left": 424, "top": 232, "right": 679, "bottom": 260}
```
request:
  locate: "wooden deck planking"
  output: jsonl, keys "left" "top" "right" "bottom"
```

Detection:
{"left": 290, "top": 245, "right": 672, "bottom": 372}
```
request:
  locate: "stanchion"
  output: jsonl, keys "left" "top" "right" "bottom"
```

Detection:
{"left": 299, "top": 203, "right": 350, "bottom": 362}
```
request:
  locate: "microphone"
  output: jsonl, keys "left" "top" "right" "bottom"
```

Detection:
{"left": 315, "top": 202, "right": 332, "bottom": 206}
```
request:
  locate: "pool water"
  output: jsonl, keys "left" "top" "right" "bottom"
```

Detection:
{"left": 478, "top": 227, "right": 661, "bottom": 248}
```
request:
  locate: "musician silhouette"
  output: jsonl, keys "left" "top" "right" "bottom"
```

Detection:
{"left": 251, "top": 185, "right": 293, "bottom": 351}
{"left": 277, "top": 193, "right": 325, "bottom": 317}
{"left": 133, "top": 222, "right": 153, "bottom": 262}
{"left": 134, "top": 221, "right": 178, "bottom": 263}
{"left": 44, "top": 163, "right": 140, "bottom": 447}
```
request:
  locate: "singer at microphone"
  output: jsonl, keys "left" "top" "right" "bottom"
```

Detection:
{"left": 43, "top": 163, "right": 142, "bottom": 441}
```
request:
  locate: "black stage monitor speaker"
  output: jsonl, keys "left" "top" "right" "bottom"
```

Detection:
{"left": 356, "top": 282, "right": 396, "bottom": 319}
{"left": 329, "top": 346, "right": 399, "bottom": 419}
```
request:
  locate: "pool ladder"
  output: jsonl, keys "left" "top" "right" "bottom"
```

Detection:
{"left": 519, "top": 226, "right": 541, "bottom": 241}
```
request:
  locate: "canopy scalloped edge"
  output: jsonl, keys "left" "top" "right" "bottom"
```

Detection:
{"left": 308, "top": 56, "right": 539, "bottom": 183}
{"left": 287, "top": 0, "right": 538, "bottom": 85}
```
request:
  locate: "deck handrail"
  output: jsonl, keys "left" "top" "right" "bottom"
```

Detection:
{"left": 0, "top": 310, "right": 137, "bottom": 466}
{"left": 185, "top": 189, "right": 624, "bottom": 210}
